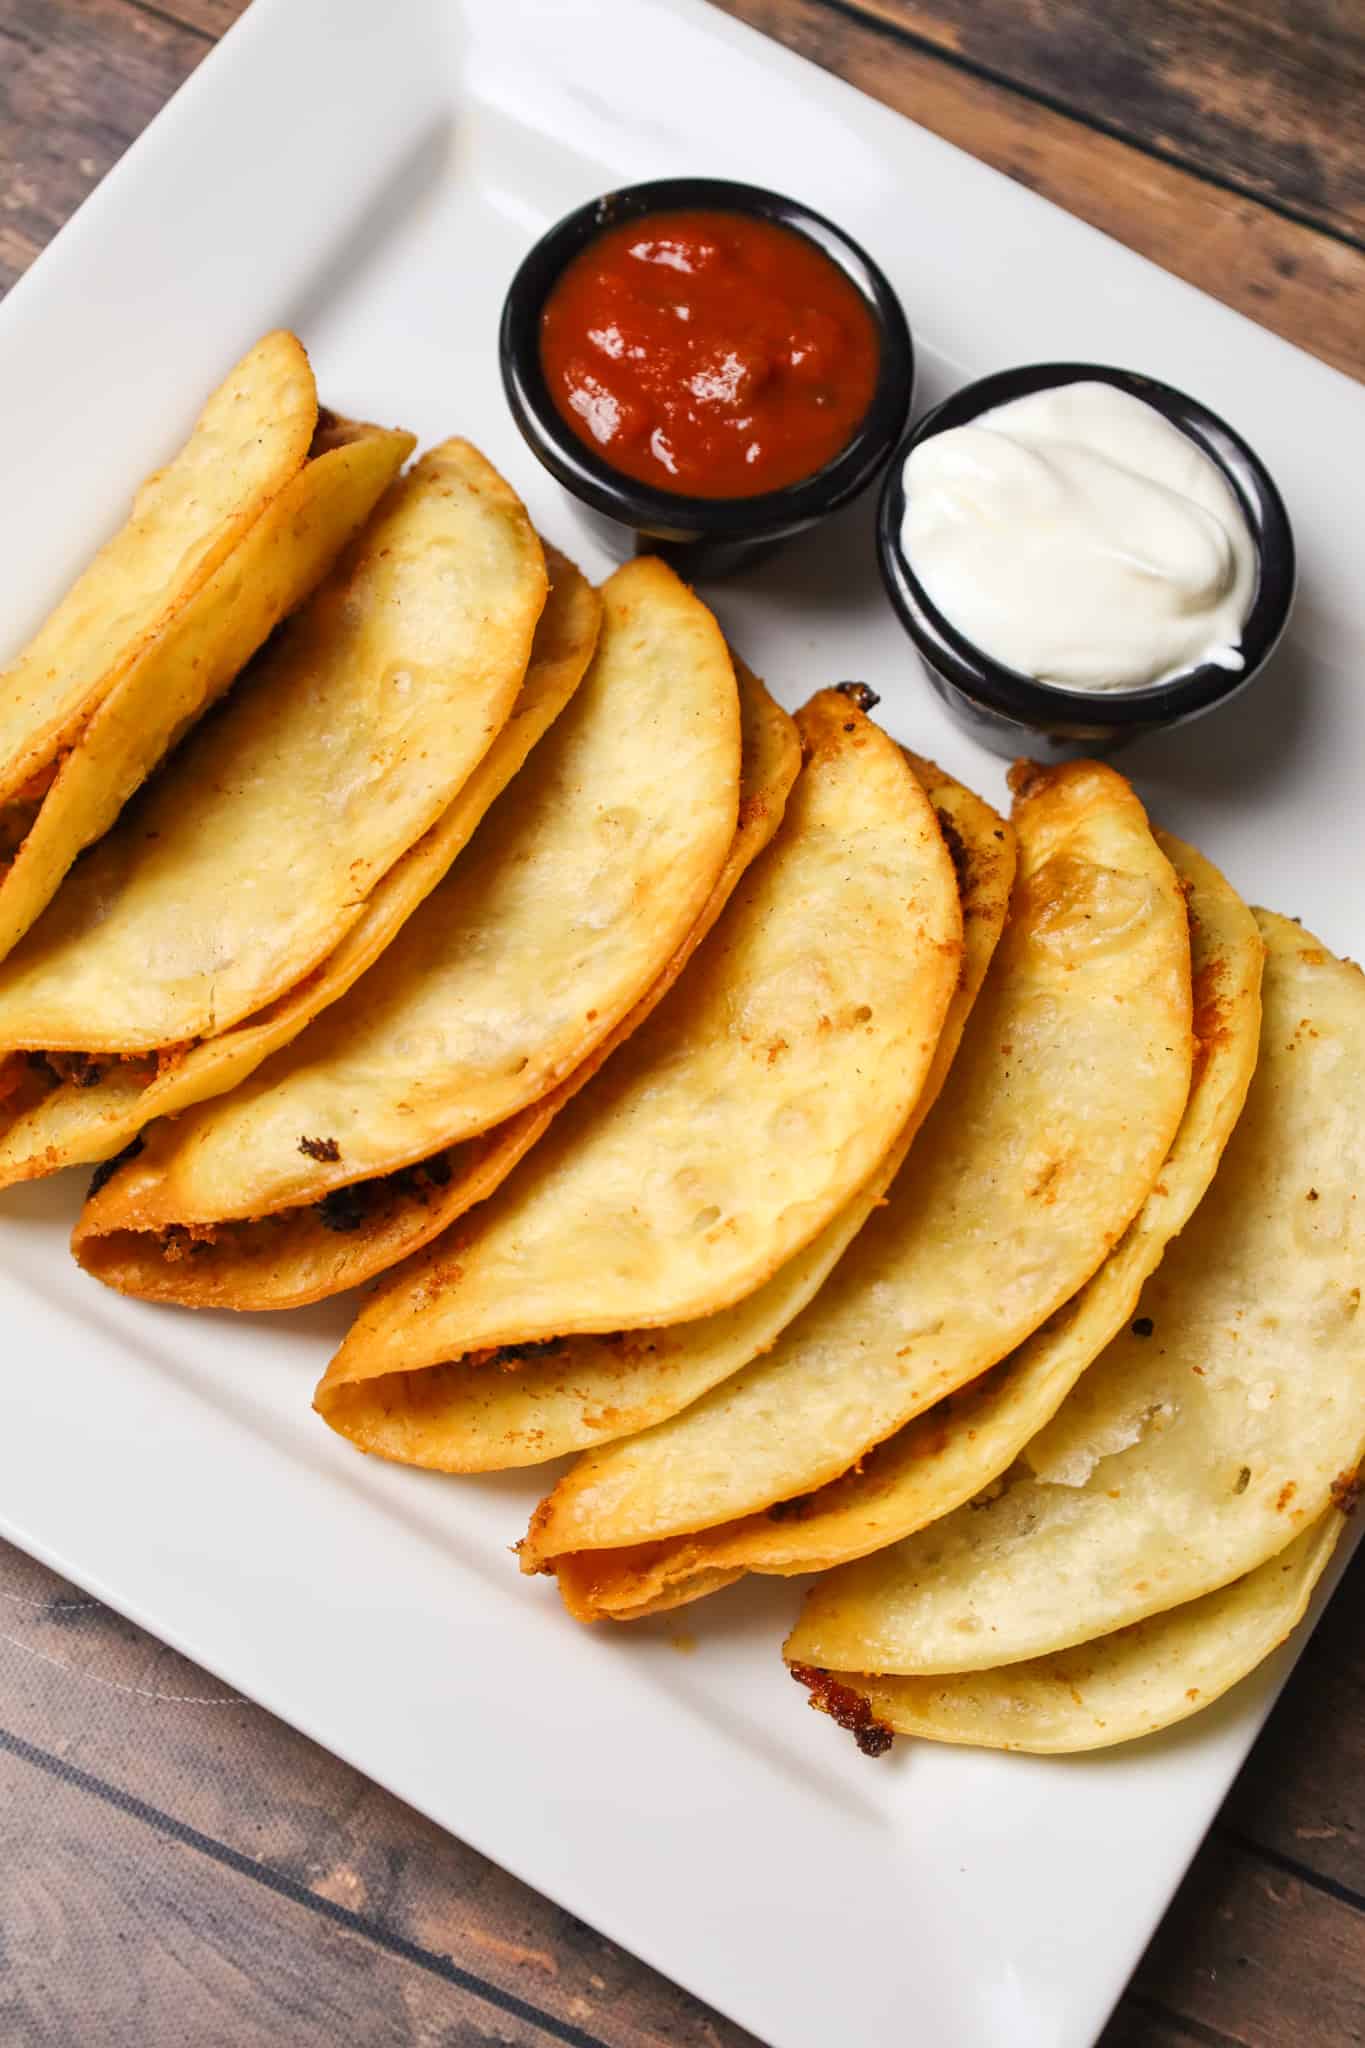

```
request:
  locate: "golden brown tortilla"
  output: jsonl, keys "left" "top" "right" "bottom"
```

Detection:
{"left": 550, "top": 830, "right": 1260, "bottom": 1617}
{"left": 792, "top": 1511, "right": 1343, "bottom": 1755}
{"left": 315, "top": 690, "right": 963, "bottom": 1455}
{"left": 0, "top": 334, "right": 411, "bottom": 960}
{"left": 787, "top": 910, "right": 1365, "bottom": 1680}
{"left": 312, "top": 756, "right": 1012, "bottom": 1469}
{"left": 243, "top": 660, "right": 800, "bottom": 1316}
{"left": 527, "top": 760, "right": 1194, "bottom": 1608}
{"left": 76, "top": 563, "right": 759, "bottom": 1309}
{"left": 0, "top": 440, "right": 547, "bottom": 1183}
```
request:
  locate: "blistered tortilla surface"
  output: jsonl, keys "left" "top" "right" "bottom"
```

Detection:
{"left": 305, "top": 660, "right": 797, "bottom": 1367}
{"left": 787, "top": 911, "right": 1365, "bottom": 1678}
{"left": 79, "top": 625, "right": 781, "bottom": 1316}
{"left": 525, "top": 759, "right": 1193, "bottom": 1572}
{"left": 322, "top": 689, "right": 962, "bottom": 1388}
{"left": 813, "top": 1513, "right": 1342, "bottom": 1754}
{"left": 594, "top": 830, "right": 1262, "bottom": 1611}
{"left": 340, "top": 758, "right": 1011, "bottom": 1473}
{"left": 0, "top": 331, "right": 317, "bottom": 805}
{"left": 117, "top": 554, "right": 738, "bottom": 1215}
{"left": 0, "top": 413, "right": 414, "bottom": 963}
{"left": 9, "top": 543, "right": 590, "bottom": 1191}
{"left": 0, "top": 439, "right": 546, "bottom": 1051}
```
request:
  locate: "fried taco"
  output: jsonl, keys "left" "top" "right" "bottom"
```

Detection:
{"left": 76, "top": 559, "right": 757, "bottom": 1307}
{"left": 314, "top": 690, "right": 966, "bottom": 1463}
{"left": 0, "top": 332, "right": 412, "bottom": 961}
{"left": 79, "top": 638, "right": 791, "bottom": 1309}
{"left": 309, "top": 757, "right": 1012, "bottom": 1470}
{"left": 0, "top": 440, "right": 547, "bottom": 1185}
{"left": 525, "top": 760, "right": 1195, "bottom": 1616}
{"left": 556, "top": 831, "right": 1260, "bottom": 1614}
{"left": 790, "top": 1510, "right": 1344, "bottom": 1755}
{"left": 785, "top": 910, "right": 1365, "bottom": 1681}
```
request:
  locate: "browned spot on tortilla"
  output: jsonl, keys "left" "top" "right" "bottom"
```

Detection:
{"left": 298, "top": 1135, "right": 341, "bottom": 1163}
{"left": 1330, "top": 1467, "right": 1362, "bottom": 1516}
{"left": 1007, "top": 758, "right": 1052, "bottom": 802}
{"left": 936, "top": 810, "right": 971, "bottom": 897}
{"left": 1191, "top": 954, "right": 1231, "bottom": 1075}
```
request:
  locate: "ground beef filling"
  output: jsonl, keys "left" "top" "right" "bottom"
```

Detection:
{"left": 789, "top": 1663, "right": 894, "bottom": 1758}
{"left": 149, "top": 1148, "right": 458, "bottom": 1263}
{"left": 314, "top": 1151, "right": 454, "bottom": 1233}
{"left": 21, "top": 1042, "right": 192, "bottom": 1100}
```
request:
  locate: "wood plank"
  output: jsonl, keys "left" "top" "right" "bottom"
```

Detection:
{"left": 8, "top": 0, "right": 1360, "bottom": 379}
{"left": 0, "top": 1730, "right": 560, "bottom": 2048}
{"left": 1099, "top": 1998, "right": 1215, "bottom": 2048}
{"left": 837, "top": 0, "right": 1365, "bottom": 245}
{"left": 0, "top": 0, "right": 211, "bottom": 296}
{"left": 7, "top": 1531, "right": 1363, "bottom": 2048}
{"left": 707, "top": 0, "right": 1365, "bottom": 383}
{"left": 1131, "top": 1832, "right": 1365, "bottom": 2046}
{"left": 151, "top": 0, "right": 1365, "bottom": 267}
{"left": 1221, "top": 1538, "right": 1365, "bottom": 1898}
{"left": 0, "top": 1540, "right": 760, "bottom": 2048}
{"left": 133, "top": 0, "right": 243, "bottom": 37}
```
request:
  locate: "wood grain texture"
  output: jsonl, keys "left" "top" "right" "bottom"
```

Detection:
{"left": 1223, "top": 1538, "right": 1365, "bottom": 1898}
{"left": 1097, "top": 2008, "right": 1211, "bottom": 2048}
{"left": 1133, "top": 1833, "right": 1365, "bottom": 2045}
{"left": 0, "top": 0, "right": 211, "bottom": 295}
{"left": 136, "top": 0, "right": 241, "bottom": 36}
{"left": 0, "top": 1541, "right": 758, "bottom": 2048}
{"left": 2, "top": 1735, "right": 558, "bottom": 2048}
{"left": 2, "top": 3, "right": 1364, "bottom": 2046}
{"left": 708, "top": 0, "right": 1365, "bottom": 382}
{"left": 833, "top": 0, "right": 1365, "bottom": 243}
{"left": 5, "top": 1529, "right": 1364, "bottom": 2048}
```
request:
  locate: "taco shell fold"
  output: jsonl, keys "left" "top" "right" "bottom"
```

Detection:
{"left": 525, "top": 759, "right": 1194, "bottom": 1596}
{"left": 556, "top": 829, "right": 1261, "bottom": 1617}
{"left": 76, "top": 559, "right": 758, "bottom": 1307}
{"left": 314, "top": 756, "right": 1012, "bottom": 1470}
{"left": 792, "top": 1511, "right": 1344, "bottom": 1755}
{"left": 0, "top": 438, "right": 548, "bottom": 1180}
{"left": 0, "top": 332, "right": 412, "bottom": 960}
{"left": 271, "top": 656, "right": 795, "bottom": 1315}
{"left": 314, "top": 688, "right": 964, "bottom": 1454}
{"left": 20, "top": 544, "right": 594, "bottom": 1192}
{"left": 787, "top": 909, "right": 1365, "bottom": 1680}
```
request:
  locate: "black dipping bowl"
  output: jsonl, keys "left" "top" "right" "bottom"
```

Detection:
{"left": 500, "top": 177, "right": 914, "bottom": 579}
{"left": 877, "top": 362, "right": 1296, "bottom": 758}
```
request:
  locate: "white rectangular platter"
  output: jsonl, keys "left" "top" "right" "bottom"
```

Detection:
{"left": 1, "top": 3, "right": 1362, "bottom": 2044}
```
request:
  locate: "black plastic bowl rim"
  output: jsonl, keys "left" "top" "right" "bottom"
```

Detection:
{"left": 500, "top": 176, "right": 915, "bottom": 545}
{"left": 876, "top": 360, "right": 1296, "bottom": 731}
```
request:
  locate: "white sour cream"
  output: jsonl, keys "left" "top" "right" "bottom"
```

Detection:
{"left": 900, "top": 380, "right": 1257, "bottom": 692}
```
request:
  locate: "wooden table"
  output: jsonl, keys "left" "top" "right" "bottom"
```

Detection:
{"left": 1, "top": 5, "right": 1362, "bottom": 2044}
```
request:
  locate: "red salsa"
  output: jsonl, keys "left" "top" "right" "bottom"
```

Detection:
{"left": 539, "top": 208, "right": 881, "bottom": 499}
